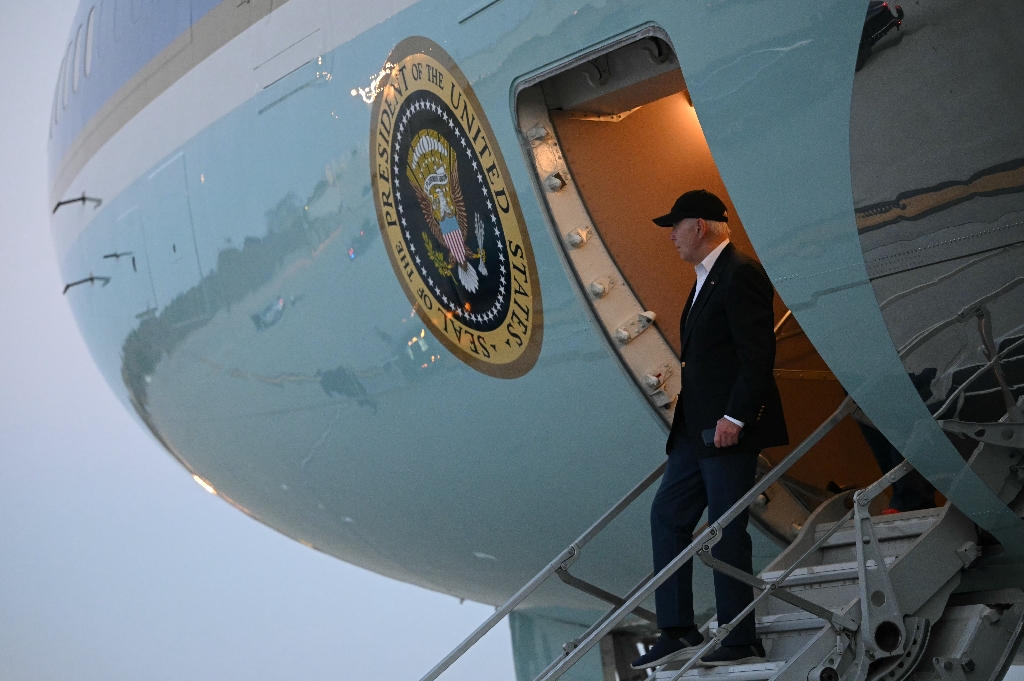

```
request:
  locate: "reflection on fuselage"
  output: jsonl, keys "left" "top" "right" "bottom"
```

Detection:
{"left": 851, "top": 0, "right": 1024, "bottom": 430}
{"left": 49, "top": 2, "right": 1024, "bottom": 675}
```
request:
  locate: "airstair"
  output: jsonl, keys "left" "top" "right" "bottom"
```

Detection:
{"left": 652, "top": 497, "right": 1023, "bottom": 681}
{"left": 420, "top": 384, "right": 1024, "bottom": 681}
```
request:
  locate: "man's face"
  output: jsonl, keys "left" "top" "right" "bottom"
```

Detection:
{"left": 669, "top": 217, "right": 704, "bottom": 263}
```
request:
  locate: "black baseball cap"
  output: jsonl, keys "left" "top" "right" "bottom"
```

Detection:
{"left": 652, "top": 189, "right": 729, "bottom": 226}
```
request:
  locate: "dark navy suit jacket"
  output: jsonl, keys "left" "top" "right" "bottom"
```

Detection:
{"left": 667, "top": 243, "right": 789, "bottom": 458}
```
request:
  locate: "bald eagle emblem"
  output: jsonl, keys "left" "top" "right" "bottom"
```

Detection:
{"left": 406, "top": 129, "right": 486, "bottom": 293}
{"left": 369, "top": 37, "right": 543, "bottom": 377}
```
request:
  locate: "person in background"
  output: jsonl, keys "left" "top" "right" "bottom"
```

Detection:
{"left": 854, "top": 368, "right": 938, "bottom": 513}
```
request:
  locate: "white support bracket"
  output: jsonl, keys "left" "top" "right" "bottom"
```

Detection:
{"left": 613, "top": 311, "right": 655, "bottom": 345}
{"left": 564, "top": 227, "right": 591, "bottom": 249}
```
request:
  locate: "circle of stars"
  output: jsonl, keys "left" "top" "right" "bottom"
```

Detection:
{"left": 393, "top": 95, "right": 508, "bottom": 328}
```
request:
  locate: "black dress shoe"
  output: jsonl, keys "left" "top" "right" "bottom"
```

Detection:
{"left": 631, "top": 629, "right": 705, "bottom": 669}
{"left": 697, "top": 641, "right": 766, "bottom": 667}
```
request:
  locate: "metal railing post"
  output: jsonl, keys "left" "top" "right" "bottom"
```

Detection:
{"left": 417, "top": 461, "right": 666, "bottom": 681}
{"left": 529, "top": 571, "right": 656, "bottom": 681}
{"left": 537, "top": 396, "right": 856, "bottom": 681}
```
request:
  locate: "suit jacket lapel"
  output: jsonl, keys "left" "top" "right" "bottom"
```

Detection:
{"left": 680, "top": 242, "right": 734, "bottom": 352}
{"left": 679, "top": 286, "right": 697, "bottom": 327}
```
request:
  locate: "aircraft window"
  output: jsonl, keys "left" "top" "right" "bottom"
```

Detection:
{"left": 84, "top": 7, "right": 95, "bottom": 77}
{"left": 516, "top": 31, "right": 882, "bottom": 537}
{"left": 72, "top": 24, "right": 82, "bottom": 92}
{"left": 61, "top": 42, "right": 71, "bottom": 108}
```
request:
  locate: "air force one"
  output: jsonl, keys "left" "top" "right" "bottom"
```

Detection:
{"left": 48, "top": 0, "right": 1024, "bottom": 679}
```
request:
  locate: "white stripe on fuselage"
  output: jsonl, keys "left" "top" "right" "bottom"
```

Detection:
{"left": 53, "top": 0, "right": 421, "bottom": 263}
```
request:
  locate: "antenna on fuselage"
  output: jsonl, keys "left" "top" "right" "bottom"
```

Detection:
{"left": 52, "top": 191, "right": 102, "bottom": 214}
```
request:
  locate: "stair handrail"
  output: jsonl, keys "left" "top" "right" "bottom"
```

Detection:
{"left": 932, "top": 335, "right": 1024, "bottom": 420}
{"left": 525, "top": 569, "right": 659, "bottom": 681}
{"left": 536, "top": 395, "right": 857, "bottom": 681}
{"left": 417, "top": 460, "right": 667, "bottom": 681}
{"left": 665, "top": 505, "right": 859, "bottom": 681}
{"left": 668, "top": 459, "right": 916, "bottom": 680}
{"left": 418, "top": 395, "right": 855, "bottom": 681}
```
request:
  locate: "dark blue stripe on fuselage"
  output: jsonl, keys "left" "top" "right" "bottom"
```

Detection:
{"left": 49, "top": 0, "right": 221, "bottom": 181}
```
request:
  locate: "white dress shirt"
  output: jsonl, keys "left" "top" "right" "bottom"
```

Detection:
{"left": 693, "top": 238, "right": 730, "bottom": 301}
{"left": 690, "top": 239, "right": 745, "bottom": 428}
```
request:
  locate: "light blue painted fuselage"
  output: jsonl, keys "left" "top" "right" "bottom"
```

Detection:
{"left": 49, "top": 0, "right": 1024, "bottom": 677}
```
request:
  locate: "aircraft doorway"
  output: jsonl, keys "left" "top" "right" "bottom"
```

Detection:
{"left": 515, "top": 31, "right": 883, "bottom": 544}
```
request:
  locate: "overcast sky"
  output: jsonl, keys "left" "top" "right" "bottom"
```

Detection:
{"left": 0, "top": 3, "right": 514, "bottom": 680}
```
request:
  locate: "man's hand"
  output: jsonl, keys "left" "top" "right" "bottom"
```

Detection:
{"left": 714, "top": 418, "right": 742, "bottom": 448}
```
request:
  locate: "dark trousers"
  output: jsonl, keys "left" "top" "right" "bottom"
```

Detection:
{"left": 651, "top": 440, "right": 758, "bottom": 646}
{"left": 856, "top": 422, "right": 936, "bottom": 512}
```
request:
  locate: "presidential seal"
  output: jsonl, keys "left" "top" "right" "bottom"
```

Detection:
{"left": 369, "top": 37, "right": 542, "bottom": 378}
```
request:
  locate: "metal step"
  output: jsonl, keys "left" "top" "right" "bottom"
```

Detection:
{"left": 811, "top": 508, "right": 944, "bottom": 565}
{"left": 816, "top": 510, "right": 942, "bottom": 547}
{"left": 709, "top": 611, "right": 827, "bottom": 638}
{"left": 649, "top": 506, "right": 978, "bottom": 680}
{"left": 652, "top": 661, "right": 784, "bottom": 681}
{"left": 704, "top": 611, "right": 834, "bottom": 666}
{"left": 636, "top": 499, "right": 1022, "bottom": 681}
{"left": 759, "top": 556, "right": 894, "bottom": 588}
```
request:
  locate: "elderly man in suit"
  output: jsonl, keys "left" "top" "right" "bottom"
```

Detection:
{"left": 632, "top": 190, "right": 788, "bottom": 669}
